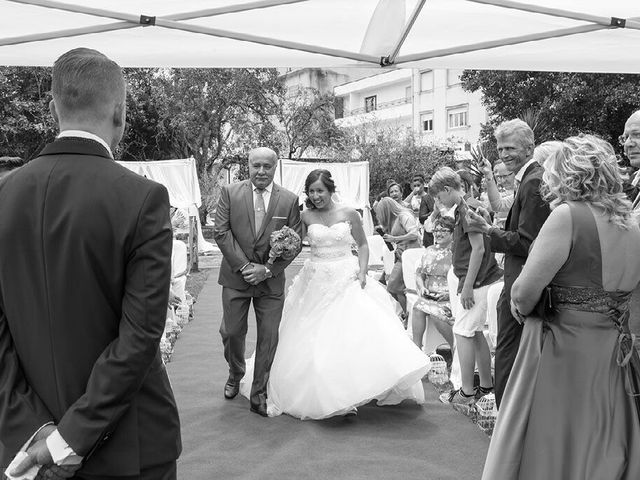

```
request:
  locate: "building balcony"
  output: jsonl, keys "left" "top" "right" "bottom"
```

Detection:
{"left": 336, "top": 97, "right": 412, "bottom": 128}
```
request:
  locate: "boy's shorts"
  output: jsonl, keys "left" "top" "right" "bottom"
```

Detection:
{"left": 447, "top": 267, "right": 491, "bottom": 338}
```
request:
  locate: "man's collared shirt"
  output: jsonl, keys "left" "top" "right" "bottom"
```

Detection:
{"left": 58, "top": 130, "right": 113, "bottom": 158}
{"left": 252, "top": 181, "right": 273, "bottom": 211}
{"left": 514, "top": 156, "right": 538, "bottom": 187}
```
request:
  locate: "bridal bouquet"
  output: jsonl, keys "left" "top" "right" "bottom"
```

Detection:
{"left": 267, "top": 225, "right": 301, "bottom": 266}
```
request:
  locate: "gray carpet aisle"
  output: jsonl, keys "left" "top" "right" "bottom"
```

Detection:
{"left": 166, "top": 265, "right": 490, "bottom": 480}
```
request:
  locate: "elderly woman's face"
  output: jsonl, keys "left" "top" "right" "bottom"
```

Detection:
{"left": 388, "top": 185, "right": 402, "bottom": 201}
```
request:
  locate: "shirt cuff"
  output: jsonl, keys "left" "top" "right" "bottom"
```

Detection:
{"left": 46, "top": 430, "right": 83, "bottom": 466}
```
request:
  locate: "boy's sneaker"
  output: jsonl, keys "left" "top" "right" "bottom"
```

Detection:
{"left": 448, "top": 388, "right": 476, "bottom": 414}
{"left": 475, "top": 385, "right": 494, "bottom": 401}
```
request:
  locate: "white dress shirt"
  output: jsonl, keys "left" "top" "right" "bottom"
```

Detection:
{"left": 58, "top": 130, "right": 113, "bottom": 158}
{"left": 514, "top": 156, "right": 539, "bottom": 189}
{"left": 252, "top": 181, "right": 273, "bottom": 211}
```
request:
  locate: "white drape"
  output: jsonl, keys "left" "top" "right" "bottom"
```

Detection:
{"left": 116, "top": 158, "right": 215, "bottom": 253}
{"left": 277, "top": 159, "right": 374, "bottom": 235}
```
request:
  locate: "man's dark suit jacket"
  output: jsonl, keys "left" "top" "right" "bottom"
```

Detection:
{"left": 0, "top": 138, "right": 181, "bottom": 476}
{"left": 488, "top": 161, "right": 550, "bottom": 294}
{"left": 214, "top": 179, "right": 302, "bottom": 294}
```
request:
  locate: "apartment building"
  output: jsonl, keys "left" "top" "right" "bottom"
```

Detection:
{"left": 334, "top": 68, "right": 487, "bottom": 149}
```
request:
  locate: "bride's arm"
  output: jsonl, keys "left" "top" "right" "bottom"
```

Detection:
{"left": 348, "top": 209, "right": 369, "bottom": 288}
{"left": 511, "top": 204, "right": 572, "bottom": 315}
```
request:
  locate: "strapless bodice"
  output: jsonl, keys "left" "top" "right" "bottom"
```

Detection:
{"left": 307, "top": 221, "right": 354, "bottom": 261}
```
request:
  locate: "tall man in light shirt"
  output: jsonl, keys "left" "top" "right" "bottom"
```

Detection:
{"left": 466, "top": 119, "right": 550, "bottom": 408}
{"left": 621, "top": 110, "right": 640, "bottom": 340}
{"left": 214, "top": 147, "right": 302, "bottom": 417}
{"left": 0, "top": 48, "right": 181, "bottom": 479}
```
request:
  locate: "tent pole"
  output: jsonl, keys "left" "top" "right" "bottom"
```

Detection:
{"left": 395, "top": 23, "right": 606, "bottom": 64}
{"left": 0, "top": 23, "right": 137, "bottom": 47}
{"left": 0, "top": 1, "right": 309, "bottom": 48}
{"left": 5, "top": 0, "right": 379, "bottom": 64}
{"left": 385, "top": 0, "right": 427, "bottom": 66}
{"left": 169, "top": 0, "right": 311, "bottom": 21}
{"left": 154, "top": 18, "right": 381, "bottom": 64}
{"left": 467, "top": 0, "right": 640, "bottom": 30}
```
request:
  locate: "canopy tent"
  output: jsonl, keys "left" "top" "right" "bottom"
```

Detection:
{"left": 0, "top": 0, "right": 638, "bottom": 73}
{"left": 116, "top": 158, "right": 216, "bottom": 253}
{"left": 278, "top": 159, "right": 374, "bottom": 235}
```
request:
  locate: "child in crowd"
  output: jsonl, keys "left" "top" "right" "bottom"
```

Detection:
{"left": 412, "top": 216, "right": 455, "bottom": 351}
{"left": 428, "top": 167, "right": 502, "bottom": 406}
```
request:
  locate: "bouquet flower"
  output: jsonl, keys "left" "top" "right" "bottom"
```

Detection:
{"left": 267, "top": 225, "right": 301, "bottom": 266}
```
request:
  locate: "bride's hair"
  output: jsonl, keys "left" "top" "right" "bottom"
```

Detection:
{"left": 304, "top": 169, "right": 336, "bottom": 209}
{"left": 541, "top": 134, "right": 634, "bottom": 229}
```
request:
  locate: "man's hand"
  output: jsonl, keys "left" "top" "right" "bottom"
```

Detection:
{"left": 242, "top": 264, "right": 269, "bottom": 285}
{"left": 480, "top": 158, "right": 493, "bottom": 180}
{"left": 32, "top": 425, "right": 57, "bottom": 445}
{"left": 466, "top": 209, "right": 492, "bottom": 234}
{"left": 35, "top": 464, "right": 80, "bottom": 480}
{"left": 460, "top": 285, "right": 475, "bottom": 310}
{"left": 10, "top": 439, "right": 52, "bottom": 477}
{"left": 382, "top": 234, "right": 395, "bottom": 243}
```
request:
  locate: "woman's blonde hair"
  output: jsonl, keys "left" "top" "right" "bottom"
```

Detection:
{"left": 541, "top": 134, "right": 633, "bottom": 229}
{"left": 375, "top": 197, "right": 412, "bottom": 232}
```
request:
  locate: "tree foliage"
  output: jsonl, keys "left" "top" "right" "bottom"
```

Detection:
{"left": 334, "top": 124, "right": 456, "bottom": 201}
{"left": 461, "top": 70, "right": 640, "bottom": 155}
{"left": 271, "top": 87, "right": 343, "bottom": 159}
{"left": 0, "top": 67, "right": 56, "bottom": 160}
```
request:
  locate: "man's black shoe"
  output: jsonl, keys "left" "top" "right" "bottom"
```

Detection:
{"left": 224, "top": 378, "right": 240, "bottom": 399}
{"left": 250, "top": 401, "right": 268, "bottom": 417}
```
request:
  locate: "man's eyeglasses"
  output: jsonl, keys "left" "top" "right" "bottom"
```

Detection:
{"left": 619, "top": 132, "right": 640, "bottom": 146}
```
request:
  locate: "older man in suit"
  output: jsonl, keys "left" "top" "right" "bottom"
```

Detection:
{"left": 214, "top": 147, "right": 302, "bottom": 417}
{"left": 0, "top": 48, "right": 181, "bottom": 479}
{"left": 467, "top": 119, "right": 550, "bottom": 408}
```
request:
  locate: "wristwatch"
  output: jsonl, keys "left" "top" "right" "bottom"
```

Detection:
{"left": 264, "top": 266, "right": 273, "bottom": 278}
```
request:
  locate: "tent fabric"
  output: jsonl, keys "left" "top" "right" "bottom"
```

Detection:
{"left": 0, "top": 0, "right": 638, "bottom": 72}
{"left": 277, "top": 159, "right": 374, "bottom": 235}
{"left": 117, "top": 158, "right": 216, "bottom": 253}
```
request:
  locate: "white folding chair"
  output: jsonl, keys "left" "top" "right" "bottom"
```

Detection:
{"left": 401, "top": 248, "right": 427, "bottom": 340}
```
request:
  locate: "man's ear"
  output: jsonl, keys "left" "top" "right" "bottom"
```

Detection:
{"left": 112, "top": 101, "right": 125, "bottom": 128}
{"left": 49, "top": 99, "right": 59, "bottom": 125}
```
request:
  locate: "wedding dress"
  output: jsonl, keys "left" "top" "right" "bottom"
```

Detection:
{"left": 240, "top": 221, "right": 431, "bottom": 419}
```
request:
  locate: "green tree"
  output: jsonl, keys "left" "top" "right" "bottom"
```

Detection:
{"left": 461, "top": 70, "right": 640, "bottom": 153}
{"left": 335, "top": 123, "right": 455, "bottom": 202}
{"left": 0, "top": 67, "right": 56, "bottom": 160}
{"left": 271, "top": 87, "right": 343, "bottom": 159}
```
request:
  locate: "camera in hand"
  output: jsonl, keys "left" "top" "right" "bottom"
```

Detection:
{"left": 375, "top": 226, "right": 395, "bottom": 251}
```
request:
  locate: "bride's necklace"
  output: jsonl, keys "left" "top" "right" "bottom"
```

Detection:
{"left": 317, "top": 202, "right": 335, "bottom": 226}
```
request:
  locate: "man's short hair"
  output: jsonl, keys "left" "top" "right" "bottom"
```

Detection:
{"left": 428, "top": 167, "right": 462, "bottom": 196}
{"left": 52, "top": 48, "right": 125, "bottom": 120}
{"left": 494, "top": 119, "right": 535, "bottom": 149}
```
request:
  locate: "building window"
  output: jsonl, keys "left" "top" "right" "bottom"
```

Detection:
{"left": 447, "top": 69, "right": 464, "bottom": 86}
{"left": 448, "top": 105, "right": 469, "bottom": 129}
{"left": 365, "top": 95, "right": 377, "bottom": 113}
{"left": 420, "top": 112, "right": 434, "bottom": 132}
{"left": 420, "top": 70, "right": 433, "bottom": 91}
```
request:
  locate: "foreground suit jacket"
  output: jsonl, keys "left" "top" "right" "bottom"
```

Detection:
{"left": 214, "top": 179, "right": 302, "bottom": 294}
{"left": 0, "top": 138, "right": 181, "bottom": 476}
{"left": 487, "top": 161, "right": 550, "bottom": 294}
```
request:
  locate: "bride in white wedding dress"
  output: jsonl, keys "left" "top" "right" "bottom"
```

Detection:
{"left": 240, "top": 169, "right": 430, "bottom": 419}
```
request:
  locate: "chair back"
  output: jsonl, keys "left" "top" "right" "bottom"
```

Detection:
{"left": 401, "top": 247, "right": 426, "bottom": 294}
